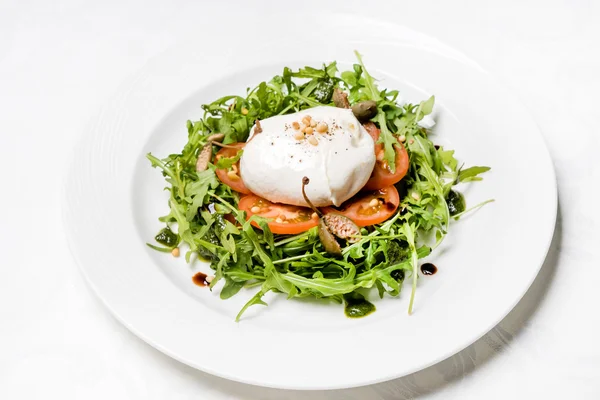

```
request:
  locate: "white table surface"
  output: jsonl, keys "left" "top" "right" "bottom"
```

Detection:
{"left": 1, "top": 1, "right": 599, "bottom": 398}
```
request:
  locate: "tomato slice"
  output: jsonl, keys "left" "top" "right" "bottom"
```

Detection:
{"left": 323, "top": 185, "right": 400, "bottom": 227}
{"left": 214, "top": 143, "right": 251, "bottom": 194}
{"left": 363, "top": 122, "right": 409, "bottom": 191}
{"left": 238, "top": 195, "right": 319, "bottom": 234}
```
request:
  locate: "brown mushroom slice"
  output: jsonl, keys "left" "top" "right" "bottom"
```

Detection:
{"left": 318, "top": 219, "right": 342, "bottom": 256}
{"left": 332, "top": 88, "right": 350, "bottom": 109}
{"left": 300, "top": 176, "right": 361, "bottom": 255}
{"left": 206, "top": 133, "right": 225, "bottom": 143}
{"left": 322, "top": 213, "right": 360, "bottom": 244}
{"left": 195, "top": 142, "right": 213, "bottom": 172}
{"left": 254, "top": 119, "right": 263, "bottom": 134}
{"left": 195, "top": 133, "right": 227, "bottom": 172}
{"left": 351, "top": 100, "right": 378, "bottom": 122}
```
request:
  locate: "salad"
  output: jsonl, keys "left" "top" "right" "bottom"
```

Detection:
{"left": 147, "top": 52, "right": 491, "bottom": 321}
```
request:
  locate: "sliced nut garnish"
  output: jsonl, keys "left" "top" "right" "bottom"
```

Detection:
{"left": 316, "top": 122, "right": 328, "bottom": 133}
{"left": 308, "top": 135, "right": 318, "bottom": 146}
{"left": 294, "top": 131, "right": 305, "bottom": 140}
{"left": 305, "top": 126, "right": 314, "bottom": 135}
{"left": 292, "top": 121, "right": 300, "bottom": 130}
{"left": 227, "top": 171, "right": 240, "bottom": 181}
{"left": 310, "top": 119, "right": 317, "bottom": 128}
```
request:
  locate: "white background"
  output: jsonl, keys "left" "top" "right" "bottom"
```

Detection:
{"left": 1, "top": 1, "right": 599, "bottom": 399}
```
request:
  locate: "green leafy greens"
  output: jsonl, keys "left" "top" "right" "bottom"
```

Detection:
{"left": 147, "top": 53, "right": 491, "bottom": 320}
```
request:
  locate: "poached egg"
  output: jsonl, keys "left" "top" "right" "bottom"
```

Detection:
{"left": 240, "top": 106, "right": 375, "bottom": 207}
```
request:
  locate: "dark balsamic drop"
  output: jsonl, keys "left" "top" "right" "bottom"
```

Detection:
{"left": 420, "top": 263, "right": 437, "bottom": 275}
{"left": 192, "top": 272, "right": 210, "bottom": 287}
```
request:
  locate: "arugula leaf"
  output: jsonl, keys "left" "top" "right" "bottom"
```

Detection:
{"left": 236, "top": 289, "right": 270, "bottom": 322}
{"left": 220, "top": 278, "right": 245, "bottom": 299}
{"left": 354, "top": 51, "right": 380, "bottom": 101}
{"left": 214, "top": 150, "right": 243, "bottom": 169}
{"left": 416, "top": 95, "right": 435, "bottom": 121}
{"left": 458, "top": 166, "right": 491, "bottom": 183}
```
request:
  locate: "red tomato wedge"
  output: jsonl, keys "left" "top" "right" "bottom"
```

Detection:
{"left": 214, "top": 143, "right": 251, "bottom": 194}
{"left": 323, "top": 185, "right": 400, "bottom": 227}
{"left": 363, "top": 122, "right": 409, "bottom": 191}
{"left": 238, "top": 195, "right": 319, "bottom": 234}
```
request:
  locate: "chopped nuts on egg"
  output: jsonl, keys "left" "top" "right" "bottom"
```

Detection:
{"left": 294, "top": 131, "right": 305, "bottom": 140}
{"left": 308, "top": 135, "right": 318, "bottom": 146}
{"left": 316, "top": 122, "right": 328, "bottom": 133}
{"left": 292, "top": 121, "right": 300, "bottom": 130}
{"left": 305, "top": 126, "right": 314, "bottom": 135}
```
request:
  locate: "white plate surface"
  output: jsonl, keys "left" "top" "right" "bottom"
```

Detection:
{"left": 63, "top": 17, "right": 556, "bottom": 390}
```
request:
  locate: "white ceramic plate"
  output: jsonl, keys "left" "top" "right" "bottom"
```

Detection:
{"left": 63, "top": 17, "right": 556, "bottom": 390}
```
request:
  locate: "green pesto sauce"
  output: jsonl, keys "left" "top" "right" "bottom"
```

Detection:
{"left": 344, "top": 292, "right": 376, "bottom": 318}
{"left": 155, "top": 227, "right": 178, "bottom": 247}
{"left": 446, "top": 189, "right": 466, "bottom": 216}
